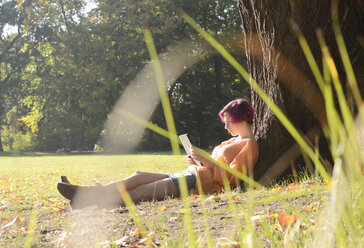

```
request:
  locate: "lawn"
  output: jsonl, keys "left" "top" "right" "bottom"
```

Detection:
{"left": 0, "top": 153, "right": 186, "bottom": 246}
{"left": 0, "top": 153, "right": 361, "bottom": 247}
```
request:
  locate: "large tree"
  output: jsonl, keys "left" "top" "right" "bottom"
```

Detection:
{"left": 237, "top": 0, "right": 364, "bottom": 184}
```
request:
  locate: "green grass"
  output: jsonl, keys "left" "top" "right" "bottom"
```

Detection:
{"left": 0, "top": 153, "right": 333, "bottom": 247}
{"left": 0, "top": 152, "right": 186, "bottom": 181}
{"left": 0, "top": 153, "right": 186, "bottom": 218}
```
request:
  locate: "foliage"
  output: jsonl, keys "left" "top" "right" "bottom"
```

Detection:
{"left": 0, "top": 0, "right": 248, "bottom": 152}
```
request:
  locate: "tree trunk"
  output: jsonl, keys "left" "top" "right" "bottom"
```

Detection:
{"left": 0, "top": 135, "right": 3, "bottom": 152}
{"left": 237, "top": 0, "right": 364, "bottom": 184}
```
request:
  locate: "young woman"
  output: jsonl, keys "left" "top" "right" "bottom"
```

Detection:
{"left": 57, "top": 99, "right": 259, "bottom": 209}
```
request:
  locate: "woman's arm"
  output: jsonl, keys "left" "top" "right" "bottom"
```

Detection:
{"left": 191, "top": 148, "right": 217, "bottom": 170}
{"left": 224, "top": 140, "right": 259, "bottom": 184}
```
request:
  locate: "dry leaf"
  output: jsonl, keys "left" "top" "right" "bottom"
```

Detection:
{"left": 272, "top": 187, "right": 283, "bottom": 193}
{"left": 188, "top": 194, "right": 201, "bottom": 200}
{"left": 287, "top": 183, "right": 299, "bottom": 192}
{"left": 131, "top": 229, "right": 140, "bottom": 237}
{"left": 178, "top": 208, "right": 189, "bottom": 214}
{"left": 234, "top": 195, "right": 242, "bottom": 202}
{"left": 158, "top": 205, "right": 167, "bottom": 211}
{"left": 277, "top": 212, "right": 298, "bottom": 227}
{"left": 207, "top": 195, "right": 221, "bottom": 202}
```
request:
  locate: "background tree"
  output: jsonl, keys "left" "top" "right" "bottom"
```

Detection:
{"left": 237, "top": 0, "right": 364, "bottom": 184}
{"left": 0, "top": 0, "right": 34, "bottom": 152}
{"left": 0, "top": 0, "right": 250, "bottom": 152}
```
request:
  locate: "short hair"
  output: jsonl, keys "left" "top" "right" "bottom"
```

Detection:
{"left": 218, "top": 99, "right": 254, "bottom": 125}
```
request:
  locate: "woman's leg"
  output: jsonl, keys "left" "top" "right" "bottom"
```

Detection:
{"left": 57, "top": 171, "right": 174, "bottom": 209}
{"left": 126, "top": 177, "right": 179, "bottom": 203}
{"left": 102, "top": 171, "right": 170, "bottom": 194}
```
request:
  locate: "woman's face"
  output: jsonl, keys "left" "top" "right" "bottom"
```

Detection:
{"left": 223, "top": 112, "right": 241, "bottom": 136}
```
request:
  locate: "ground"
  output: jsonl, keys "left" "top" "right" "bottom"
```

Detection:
{"left": 0, "top": 154, "right": 330, "bottom": 247}
{"left": 32, "top": 180, "right": 326, "bottom": 247}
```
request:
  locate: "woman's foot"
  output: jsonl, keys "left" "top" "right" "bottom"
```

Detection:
{"left": 61, "top": 176, "right": 71, "bottom": 184}
{"left": 57, "top": 181, "right": 123, "bottom": 209}
{"left": 57, "top": 182, "right": 77, "bottom": 201}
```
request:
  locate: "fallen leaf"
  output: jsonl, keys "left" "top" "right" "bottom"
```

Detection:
{"left": 287, "top": 183, "right": 299, "bottom": 192}
{"left": 158, "top": 205, "right": 167, "bottom": 211}
{"left": 131, "top": 229, "right": 140, "bottom": 237}
{"left": 272, "top": 187, "right": 283, "bottom": 193}
{"left": 207, "top": 195, "right": 221, "bottom": 202}
{"left": 277, "top": 212, "right": 298, "bottom": 227}
{"left": 234, "top": 195, "right": 242, "bottom": 202}
{"left": 188, "top": 194, "right": 201, "bottom": 200}
{"left": 178, "top": 208, "right": 189, "bottom": 214}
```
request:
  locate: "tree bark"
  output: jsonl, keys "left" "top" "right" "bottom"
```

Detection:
{"left": 0, "top": 135, "right": 3, "bottom": 152}
{"left": 237, "top": 0, "right": 364, "bottom": 184}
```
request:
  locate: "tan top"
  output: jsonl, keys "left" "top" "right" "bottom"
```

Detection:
{"left": 192, "top": 137, "right": 259, "bottom": 194}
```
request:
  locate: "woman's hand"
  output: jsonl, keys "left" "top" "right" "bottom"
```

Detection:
{"left": 191, "top": 148, "right": 205, "bottom": 164}
{"left": 191, "top": 147, "right": 216, "bottom": 169}
{"left": 186, "top": 155, "right": 195, "bottom": 166}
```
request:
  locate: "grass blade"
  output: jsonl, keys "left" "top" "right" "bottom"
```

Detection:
{"left": 331, "top": 0, "right": 362, "bottom": 106}
{"left": 143, "top": 27, "right": 180, "bottom": 155}
{"left": 24, "top": 208, "right": 39, "bottom": 248}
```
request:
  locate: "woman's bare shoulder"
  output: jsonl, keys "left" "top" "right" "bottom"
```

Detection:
{"left": 243, "top": 138, "right": 259, "bottom": 149}
{"left": 220, "top": 137, "right": 236, "bottom": 144}
{"left": 247, "top": 139, "right": 259, "bottom": 155}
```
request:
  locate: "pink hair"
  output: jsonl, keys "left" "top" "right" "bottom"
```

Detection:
{"left": 218, "top": 99, "right": 254, "bottom": 124}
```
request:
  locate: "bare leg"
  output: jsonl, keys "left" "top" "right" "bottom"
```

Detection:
{"left": 102, "top": 172, "right": 179, "bottom": 206}
{"left": 103, "top": 171, "right": 170, "bottom": 194}
{"left": 86, "top": 171, "right": 174, "bottom": 207}
{"left": 57, "top": 171, "right": 177, "bottom": 209}
{"left": 126, "top": 177, "right": 179, "bottom": 203}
